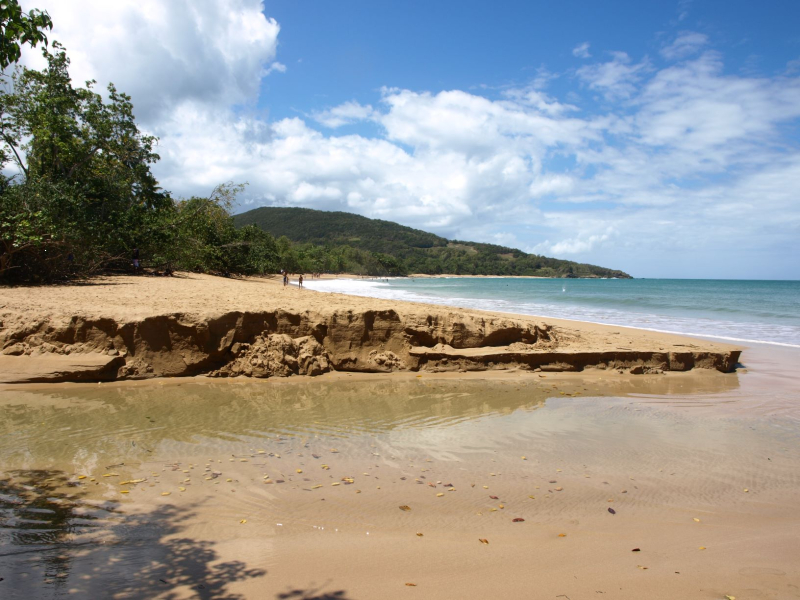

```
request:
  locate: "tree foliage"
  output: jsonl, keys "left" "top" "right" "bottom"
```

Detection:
{"left": 0, "top": 39, "right": 280, "bottom": 282}
{"left": 0, "top": 0, "right": 51, "bottom": 70}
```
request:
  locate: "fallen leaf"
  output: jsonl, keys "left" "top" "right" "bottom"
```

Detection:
{"left": 555, "top": 487, "right": 563, "bottom": 491}
{"left": 637, "top": 565, "right": 648, "bottom": 570}
{"left": 512, "top": 518, "right": 525, "bottom": 522}
{"left": 724, "top": 596, "right": 736, "bottom": 600}
{"left": 240, "top": 519, "right": 247, "bottom": 524}
{"left": 399, "top": 505, "right": 411, "bottom": 511}
{"left": 161, "top": 492, "right": 171, "bottom": 496}
{"left": 608, "top": 508, "right": 616, "bottom": 515}
{"left": 102, "top": 473, "right": 119, "bottom": 478}
{"left": 483, "top": 485, "right": 489, "bottom": 489}
{"left": 311, "top": 484, "right": 323, "bottom": 489}
{"left": 489, "top": 495, "right": 499, "bottom": 500}
{"left": 744, "top": 488, "right": 749, "bottom": 492}
{"left": 179, "top": 487, "right": 186, "bottom": 492}
{"left": 479, "top": 538, "right": 489, "bottom": 544}
{"left": 119, "top": 478, "right": 146, "bottom": 485}
{"left": 699, "top": 546, "right": 706, "bottom": 550}
{"left": 120, "top": 490, "right": 129, "bottom": 494}
{"left": 405, "top": 583, "right": 417, "bottom": 586}
{"left": 558, "top": 533, "right": 566, "bottom": 537}
{"left": 77, "top": 475, "right": 87, "bottom": 480}
{"left": 693, "top": 518, "right": 701, "bottom": 522}
{"left": 632, "top": 548, "right": 641, "bottom": 552}
{"left": 331, "top": 482, "right": 340, "bottom": 486}
{"left": 416, "top": 533, "right": 423, "bottom": 537}
{"left": 436, "top": 493, "right": 444, "bottom": 497}
{"left": 296, "top": 469, "right": 303, "bottom": 474}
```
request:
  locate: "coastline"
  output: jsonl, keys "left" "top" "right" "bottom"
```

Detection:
{"left": 3, "top": 274, "right": 799, "bottom": 600}
{"left": 0, "top": 273, "right": 740, "bottom": 384}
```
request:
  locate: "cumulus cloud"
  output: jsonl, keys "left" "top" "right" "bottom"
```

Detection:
{"left": 20, "top": 0, "right": 281, "bottom": 123}
{"left": 13, "top": 1, "right": 800, "bottom": 277}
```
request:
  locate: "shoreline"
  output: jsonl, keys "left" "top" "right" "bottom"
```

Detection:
{"left": 2, "top": 276, "right": 798, "bottom": 600}
{"left": 0, "top": 273, "right": 740, "bottom": 384}
{"left": 307, "top": 276, "right": 800, "bottom": 350}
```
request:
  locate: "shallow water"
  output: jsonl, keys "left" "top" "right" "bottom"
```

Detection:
{"left": 1, "top": 353, "right": 800, "bottom": 599}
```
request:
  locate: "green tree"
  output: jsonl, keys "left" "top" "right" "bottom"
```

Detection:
{"left": 1, "top": 43, "right": 170, "bottom": 280}
{"left": 0, "top": 0, "right": 52, "bottom": 70}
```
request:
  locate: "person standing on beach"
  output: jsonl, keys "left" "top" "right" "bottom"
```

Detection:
{"left": 283, "top": 272, "right": 288, "bottom": 287}
{"left": 298, "top": 274, "right": 303, "bottom": 288}
{"left": 132, "top": 247, "right": 140, "bottom": 274}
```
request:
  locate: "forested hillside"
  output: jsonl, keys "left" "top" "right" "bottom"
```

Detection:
{"left": 235, "top": 207, "right": 631, "bottom": 278}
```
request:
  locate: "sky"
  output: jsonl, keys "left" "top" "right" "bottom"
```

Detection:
{"left": 15, "top": 0, "right": 800, "bottom": 279}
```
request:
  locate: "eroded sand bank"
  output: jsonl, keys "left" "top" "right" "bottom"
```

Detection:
{"left": 0, "top": 274, "right": 740, "bottom": 383}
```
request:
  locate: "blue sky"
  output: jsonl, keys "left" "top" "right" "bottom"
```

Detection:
{"left": 17, "top": 0, "right": 800, "bottom": 279}
{"left": 262, "top": 0, "right": 800, "bottom": 122}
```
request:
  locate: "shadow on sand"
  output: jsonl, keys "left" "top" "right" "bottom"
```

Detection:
{"left": 0, "top": 469, "right": 267, "bottom": 599}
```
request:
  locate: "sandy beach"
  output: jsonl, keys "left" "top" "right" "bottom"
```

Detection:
{"left": 0, "top": 273, "right": 740, "bottom": 384}
{"left": 2, "top": 274, "right": 798, "bottom": 599}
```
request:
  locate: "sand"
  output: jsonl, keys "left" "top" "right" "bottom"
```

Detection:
{"left": 0, "top": 273, "right": 740, "bottom": 383}
{"left": 0, "top": 343, "right": 798, "bottom": 599}
{"left": 3, "top": 273, "right": 795, "bottom": 600}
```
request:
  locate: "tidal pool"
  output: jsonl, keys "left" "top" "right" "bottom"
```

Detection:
{"left": 1, "top": 357, "right": 799, "bottom": 599}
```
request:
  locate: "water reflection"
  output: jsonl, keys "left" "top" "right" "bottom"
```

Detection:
{"left": 0, "top": 372, "right": 752, "bottom": 598}
{"left": 0, "top": 469, "right": 265, "bottom": 599}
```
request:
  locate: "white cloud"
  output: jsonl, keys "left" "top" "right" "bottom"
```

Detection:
{"left": 544, "top": 231, "right": 613, "bottom": 255}
{"left": 311, "top": 101, "right": 377, "bottom": 128}
{"left": 576, "top": 52, "right": 651, "bottom": 100}
{"left": 10, "top": 2, "right": 800, "bottom": 277}
{"left": 265, "top": 61, "right": 287, "bottom": 75}
{"left": 20, "top": 0, "right": 280, "bottom": 123}
{"left": 660, "top": 31, "right": 709, "bottom": 60}
{"left": 529, "top": 174, "right": 575, "bottom": 198}
{"left": 572, "top": 42, "right": 591, "bottom": 59}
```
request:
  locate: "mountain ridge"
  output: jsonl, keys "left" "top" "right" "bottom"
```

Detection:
{"left": 234, "top": 206, "right": 631, "bottom": 278}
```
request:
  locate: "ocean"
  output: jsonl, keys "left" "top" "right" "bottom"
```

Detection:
{"left": 304, "top": 277, "right": 800, "bottom": 348}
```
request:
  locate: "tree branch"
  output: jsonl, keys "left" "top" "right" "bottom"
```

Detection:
{"left": 1, "top": 131, "right": 28, "bottom": 177}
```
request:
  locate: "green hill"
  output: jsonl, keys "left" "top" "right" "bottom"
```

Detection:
{"left": 234, "top": 207, "right": 631, "bottom": 278}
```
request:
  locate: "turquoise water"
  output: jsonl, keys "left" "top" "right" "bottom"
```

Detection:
{"left": 305, "top": 278, "right": 800, "bottom": 347}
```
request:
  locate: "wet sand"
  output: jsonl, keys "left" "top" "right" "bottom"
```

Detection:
{"left": 1, "top": 343, "right": 799, "bottom": 599}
